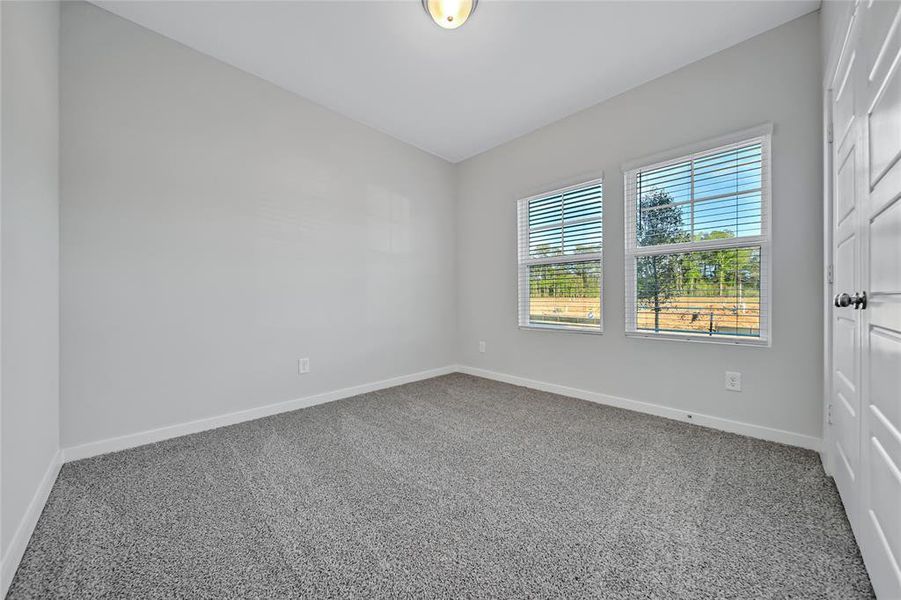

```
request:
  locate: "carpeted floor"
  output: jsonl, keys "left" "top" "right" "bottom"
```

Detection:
{"left": 8, "top": 373, "right": 873, "bottom": 599}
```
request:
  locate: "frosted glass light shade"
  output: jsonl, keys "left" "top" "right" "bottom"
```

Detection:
{"left": 422, "top": 0, "right": 478, "bottom": 30}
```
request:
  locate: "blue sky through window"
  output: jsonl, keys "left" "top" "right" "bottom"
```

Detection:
{"left": 637, "top": 144, "right": 762, "bottom": 244}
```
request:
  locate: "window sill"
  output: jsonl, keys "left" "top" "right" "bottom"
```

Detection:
{"left": 625, "top": 330, "right": 769, "bottom": 347}
{"left": 519, "top": 324, "right": 604, "bottom": 335}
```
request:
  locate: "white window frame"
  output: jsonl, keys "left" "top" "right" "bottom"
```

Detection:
{"left": 622, "top": 124, "right": 773, "bottom": 346}
{"left": 517, "top": 177, "right": 604, "bottom": 334}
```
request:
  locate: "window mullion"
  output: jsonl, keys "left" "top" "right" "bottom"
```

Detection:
{"left": 523, "top": 252, "right": 603, "bottom": 266}
{"left": 628, "top": 235, "right": 766, "bottom": 257}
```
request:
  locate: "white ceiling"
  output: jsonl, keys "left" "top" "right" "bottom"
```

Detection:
{"left": 92, "top": 1, "right": 819, "bottom": 163}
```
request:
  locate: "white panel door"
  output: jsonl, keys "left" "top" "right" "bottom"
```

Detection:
{"left": 858, "top": 1, "right": 901, "bottom": 597}
{"left": 829, "top": 2, "right": 901, "bottom": 598}
{"left": 830, "top": 11, "right": 863, "bottom": 527}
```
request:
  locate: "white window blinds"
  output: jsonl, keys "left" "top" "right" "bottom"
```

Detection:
{"left": 624, "top": 129, "right": 771, "bottom": 344}
{"left": 517, "top": 180, "right": 603, "bottom": 332}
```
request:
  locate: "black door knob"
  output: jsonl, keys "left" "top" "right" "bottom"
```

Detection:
{"left": 834, "top": 291, "right": 867, "bottom": 309}
{"left": 834, "top": 293, "right": 852, "bottom": 307}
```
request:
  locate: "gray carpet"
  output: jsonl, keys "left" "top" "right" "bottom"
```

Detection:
{"left": 8, "top": 374, "right": 873, "bottom": 599}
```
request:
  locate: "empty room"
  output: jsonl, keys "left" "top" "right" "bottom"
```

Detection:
{"left": 2, "top": 0, "right": 900, "bottom": 597}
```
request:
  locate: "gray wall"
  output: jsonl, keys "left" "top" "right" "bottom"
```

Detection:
{"left": 455, "top": 13, "right": 824, "bottom": 439}
{"left": 1, "top": 0, "right": 60, "bottom": 556}
{"left": 59, "top": 4, "right": 825, "bottom": 450}
{"left": 60, "top": 2, "right": 456, "bottom": 447}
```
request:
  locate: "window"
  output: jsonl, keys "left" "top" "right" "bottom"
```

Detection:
{"left": 624, "top": 126, "right": 771, "bottom": 344}
{"left": 517, "top": 179, "right": 603, "bottom": 332}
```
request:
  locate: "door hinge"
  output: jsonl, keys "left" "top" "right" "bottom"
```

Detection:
{"left": 827, "top": 403, "right": 833, "bottom": 426}
{"left": 827, "top": 125, "right": 834, "bottom": 144}
{"left": 827, "top": 264, "right": 834, "bottom": 284}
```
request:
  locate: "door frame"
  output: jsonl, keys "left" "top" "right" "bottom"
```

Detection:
{"left": 822, "top": 84, "right": 834, "bottom": 476}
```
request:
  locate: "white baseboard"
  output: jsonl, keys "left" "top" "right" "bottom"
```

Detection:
{"left": 457, "top": 365, "right": 822, "bottom": 451}
{"left": 1, "top": 450, "right": 62, "bottom": 598}
{"left": 820, "top": 448, "right": 834, "bottom": 476}
{"left": 61, "top": 365, "right": 457, "bottom": 463}
{"left": 62, "top": 363, "right": 821, "bottom": 463}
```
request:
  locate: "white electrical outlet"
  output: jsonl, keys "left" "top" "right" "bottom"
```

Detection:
{"left": 725, "top": 371, "right": 742, "bottom": 392}
{"left": 478, "top": 341, "right": 486, "bottom": 353}
{"left": 298, "top": 358, "right": 310, "bottom": 374}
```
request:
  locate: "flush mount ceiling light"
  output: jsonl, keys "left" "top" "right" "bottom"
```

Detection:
{"left": 422, "top": 0, "right": 478, "bottom": 30}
